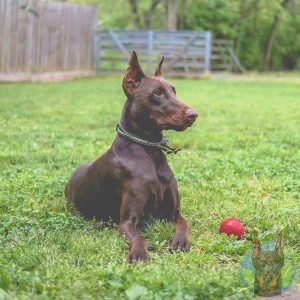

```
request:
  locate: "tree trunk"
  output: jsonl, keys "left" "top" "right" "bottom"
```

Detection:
{"left": 263, "top": 0, "right": 291, "bottom": 70}
{"left": 163, "top": 0, "right": 179, "bottom": 31}
{"left": 178, "top": 0, "right": 187, "bottom": 30}
{"left": 235, "top": 0, "right": 260, "bottom": 57}
{"left": 263, "top": 14, "right": 280, "bottom": 70}
{"left": 235, "top": 0, "right": 246, "bottom": 57}
{"left": 144, "top": 0, "right": 160, "bottom": 28}
{"left": 128, "top": 0, "right": 142, "bottom": 29}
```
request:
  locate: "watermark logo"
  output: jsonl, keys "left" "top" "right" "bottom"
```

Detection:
{"left": 239, "top": 237, "right": 297, "bottom": 296}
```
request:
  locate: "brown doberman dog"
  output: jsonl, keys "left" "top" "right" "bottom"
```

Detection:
{"left": 65, "top": 51, "right": 198, "bottom": 262}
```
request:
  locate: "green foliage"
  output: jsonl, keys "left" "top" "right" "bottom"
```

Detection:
{"left": 0, "top": 76, "right": 299, "bottom": 299}
{"left": 185, "top": 0, "right": 300, "bottom": 70}
{"left": 67, "top": 0, "right": 164, "bottom": 29}
{"left": 274, "top": 9, "right": 300, "bottom": 70}
{"left": 64, "top": 0, "right": 300, "bottom": 70}
{"left": 186, "top": 0, "right": 239, "bottom": 39}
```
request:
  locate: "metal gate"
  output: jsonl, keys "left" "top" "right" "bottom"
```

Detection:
{"left": 95, "top": 29, "right": 243, "bottom": 76}
{"left": 96, "top": 30, "right": 212, "bottom": 76}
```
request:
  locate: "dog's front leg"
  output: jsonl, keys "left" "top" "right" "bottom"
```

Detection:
{"left": 119, "top": 217, "right": 148, "bottom": 263}
{"left": 118, "top": 187, "right": 149, "bottom": 263}
{"left": 169, "top": 210, "right": 191, "bottom": 252}
{"left": 166, "top": 179, "right": 191, "bottom": 252}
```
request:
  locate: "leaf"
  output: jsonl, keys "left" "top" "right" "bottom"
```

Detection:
{"left": 108, "top": 280, "right": 123, "bottom": 289}
{"left": 125, "top": 283, "right": 148, "bottom": 300}
{"left": 0, "top": 269, "right": 10, "bottom": 291}
{"left": 35, "top": 280, "right": 44, "bottom": 293}
{"left": 0, "top": 289, "right": 8, "bottom": 300}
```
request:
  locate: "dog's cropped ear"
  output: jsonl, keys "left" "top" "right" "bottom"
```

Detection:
{"left": 154, "top": 56, "right": 164, "bottom": 77}
{"left": 275, "top": 235, "right": 284, "bottom": 258}
{"left": 123, "top": 51, "right": 145, "bottom": 97}
{"left": 252, "top": 239, "right": 261, "bottom": 258}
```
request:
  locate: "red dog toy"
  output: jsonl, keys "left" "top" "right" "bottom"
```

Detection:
{"left": 219, "top": 218, "right": 244, "bottom": 239}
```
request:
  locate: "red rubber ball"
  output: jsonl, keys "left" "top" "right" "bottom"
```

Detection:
{"left": 219, "top": 218, "right": 244, "bottom": 239}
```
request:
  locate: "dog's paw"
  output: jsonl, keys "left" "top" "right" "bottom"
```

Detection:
{"left": 127, "top": 247, "right": 149, "bottom": 263}
{"left": 169, "top": 234, "right": 191, "bottom": 252}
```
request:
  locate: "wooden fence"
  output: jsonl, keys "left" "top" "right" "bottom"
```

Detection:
{"left": 0, "top": 0, "right": 97, "bottom": 76}
{"left": 96, "top": 30, "right": 243, "bottom": 76}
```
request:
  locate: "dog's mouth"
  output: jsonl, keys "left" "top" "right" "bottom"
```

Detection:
{"left": 159, "top": 118, "right": 196, "bottom": 131}
{"left": 160, "top": 123, "right": 187, "bottom": 131}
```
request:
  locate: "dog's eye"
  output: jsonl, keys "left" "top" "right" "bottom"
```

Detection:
{"left": 172, "top": 87, "right": 176, "bottom": 94}
{"left": 153, "top": 89, "right": 162, "bottom": 96}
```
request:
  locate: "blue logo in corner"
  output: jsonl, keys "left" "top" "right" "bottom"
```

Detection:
{"left": 239, "top": 239, "right": 297, "bottom": 296}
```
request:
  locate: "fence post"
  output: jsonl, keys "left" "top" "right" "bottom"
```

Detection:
{"left": 204, "top": 31, "right": 212, "bottom": 73}
{"left": 147, "top": 30, "right": 154, "bottom": 73}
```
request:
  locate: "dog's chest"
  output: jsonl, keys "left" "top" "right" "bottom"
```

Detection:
{"left": 156, "top": 163, "right": 173, "bottom": 184}
{"left": 150, "top": 151, "right": 173, "bottom": 184}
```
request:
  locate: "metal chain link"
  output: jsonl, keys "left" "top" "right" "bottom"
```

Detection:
{"left": 116, "top": 123, "right": 182, "bottom": 154}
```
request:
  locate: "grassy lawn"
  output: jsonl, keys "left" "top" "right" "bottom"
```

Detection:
{"left": 0, "top": 76, "right": 299, "bottom": 299}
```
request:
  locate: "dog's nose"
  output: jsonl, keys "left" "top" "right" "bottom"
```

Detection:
{"left": 185, "top": 109, "right": 198, "bottom": 120}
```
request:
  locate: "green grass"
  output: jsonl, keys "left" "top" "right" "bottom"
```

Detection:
{"left": 0, "top": 76, "right": 299, "bottom": 299}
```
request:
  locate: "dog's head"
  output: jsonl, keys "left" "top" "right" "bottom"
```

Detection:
{"left": 122, "top": 51, "right": 198, "bottom": 133}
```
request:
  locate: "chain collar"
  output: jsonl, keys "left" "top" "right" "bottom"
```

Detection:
{"left": 116, "top": 123, "right": 182, "bottom": 154}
